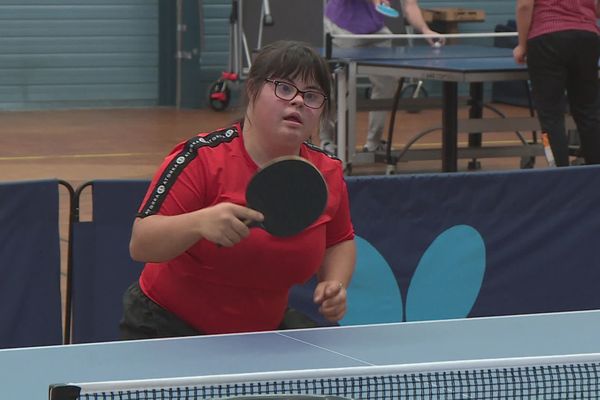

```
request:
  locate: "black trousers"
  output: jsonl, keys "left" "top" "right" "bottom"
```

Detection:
{"left": 527, "top": 30, "right": 600, "bottom": 166}
{"left": 120, "top": 282, "right": 318, "bottom": 340}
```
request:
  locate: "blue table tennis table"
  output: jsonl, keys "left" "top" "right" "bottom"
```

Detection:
{"left": 2, "top": 310, "right": 600, "bottom": 399}
{"left": 328, "top": 44, "right": 541, "bottom": 173}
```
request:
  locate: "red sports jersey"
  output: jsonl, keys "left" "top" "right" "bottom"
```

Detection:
{"left": 136, "top": 123, "right": 355, "bottom": 334}
{"left": 528, "top": 0, "right": 599, "bottom": 39}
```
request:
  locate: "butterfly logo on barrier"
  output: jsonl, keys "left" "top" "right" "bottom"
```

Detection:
{"left": 340, "top": 224, "right": 486, "bottom": 325}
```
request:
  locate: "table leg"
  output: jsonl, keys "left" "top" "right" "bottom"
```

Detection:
{"left": 442, "top": 81, "right": 458, "bottom": 172}
{"left": 347, "top": 62, "right": 358, "bottom": 167}
{"left": 468, "top": 82, "right": 483, "bottom": 170}
{"left": 335, "top": 65, "right": 348, "bottom": 169}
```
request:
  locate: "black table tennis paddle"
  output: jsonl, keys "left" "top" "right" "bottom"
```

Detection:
{"left": 245, "top": 156, "right": 328, "bottom": 237}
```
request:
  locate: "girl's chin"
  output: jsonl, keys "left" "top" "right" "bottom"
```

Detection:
{"left": 277, "top": 128, "right": 311, "bottom": 145}
{"left": 280, "top": 127, "right": 307, "bottom": 141}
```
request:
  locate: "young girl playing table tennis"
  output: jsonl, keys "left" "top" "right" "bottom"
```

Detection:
{"left": 120, "top": 41, "right": 356, "bottom": 339}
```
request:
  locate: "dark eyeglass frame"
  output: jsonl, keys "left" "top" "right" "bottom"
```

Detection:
{"left": 264, "top": 79, "right": 327, "bottom": 109}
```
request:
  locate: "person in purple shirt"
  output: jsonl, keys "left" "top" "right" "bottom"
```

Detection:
{"left": 513, "top": 0, "right": 600, "bottom": 166}
{"left": 320, "top": 0, "right": 443, "bottom": 153}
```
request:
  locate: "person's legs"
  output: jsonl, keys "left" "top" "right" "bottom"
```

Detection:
{"left": 319, "top": 18, "right": 360, "bottom": 153}
{"left": 365, "top": 26, "right": 397, "bottom": 151}
{"left": 527, "top": 33, "right": 570, "bottom": 166}
{"left": 364, "top": 74, "right": 396, "bottom": 151}
{"left": 320, "top": 20, "right": 397, "bottom": 152}
{"left": 565, "top": 31, "right": 600, "bottom": 165}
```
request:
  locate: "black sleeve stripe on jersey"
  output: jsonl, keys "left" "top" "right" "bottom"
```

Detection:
{"left": 304, "top": 141, "right": 340, "bottom": 161}
{"left": 137, "top": 126, "right": 239, "bottom": 217}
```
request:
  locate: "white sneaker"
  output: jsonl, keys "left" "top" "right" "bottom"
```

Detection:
{"left": 362, "top": 140, "right": 387, "bottom": 152}
{"left": 321, "top": 141, "right": 337, "bottom": 154}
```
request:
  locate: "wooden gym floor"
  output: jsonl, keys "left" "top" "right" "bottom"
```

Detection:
{"left": 0, "top": 103, "right": 548, "bottom": 185}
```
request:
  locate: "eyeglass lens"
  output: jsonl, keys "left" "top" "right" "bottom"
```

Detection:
{"left": 272, "top": 81, "right": 325, "bottom": 109}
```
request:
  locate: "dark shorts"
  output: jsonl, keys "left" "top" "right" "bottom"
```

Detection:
{"left": 120, "top": 281, "right": 201, "bottom": 340}
{"left": 120, "top": 281, "right": 319, "bottom": 340}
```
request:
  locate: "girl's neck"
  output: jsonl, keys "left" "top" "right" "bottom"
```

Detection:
{"left": 243, "top": 116, "right": 300, "bottom": 167}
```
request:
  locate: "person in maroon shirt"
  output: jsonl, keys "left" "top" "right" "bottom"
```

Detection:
{"left": 513, "top": 0, "right": 600, "bottom": 166}
{"left": 120, "top": 41, "right": 356, "bottom": 339}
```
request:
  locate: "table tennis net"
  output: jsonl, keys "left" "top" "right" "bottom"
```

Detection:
{"left": 50, "top": 358, "right": 600, "bottom": 400}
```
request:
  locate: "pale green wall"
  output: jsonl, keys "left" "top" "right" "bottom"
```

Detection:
{"left": 0, "top": 0, "right": 158, "bottom": 110}
{"left": 0, "top": 0, "right": 516, "bottom": 110}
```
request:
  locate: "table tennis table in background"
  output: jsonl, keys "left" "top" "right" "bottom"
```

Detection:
{"left": 328, "top": 43, "right": 549, "bottom": 173}
{"left": 2, "top": 310, "right": 600, "bottom": 399}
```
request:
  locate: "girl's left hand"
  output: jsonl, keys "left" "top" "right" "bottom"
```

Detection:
{"left": 313, "top": 280, "right": 347, "bottom": 322}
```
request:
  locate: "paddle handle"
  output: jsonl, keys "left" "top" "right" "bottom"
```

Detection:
{"left": 217, "top": 219, "right": 264, "bottom": 248}
{"left": 245, "top": 219, "right": 265, "bottom": 230}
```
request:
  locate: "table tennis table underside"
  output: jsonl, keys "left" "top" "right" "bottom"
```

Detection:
{"left": 333, "top": 54, "right": 580, "bottom": 173}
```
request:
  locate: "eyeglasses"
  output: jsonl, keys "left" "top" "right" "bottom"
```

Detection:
{"left": 264, "top": 79, "right": 327, "bottom": 109}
